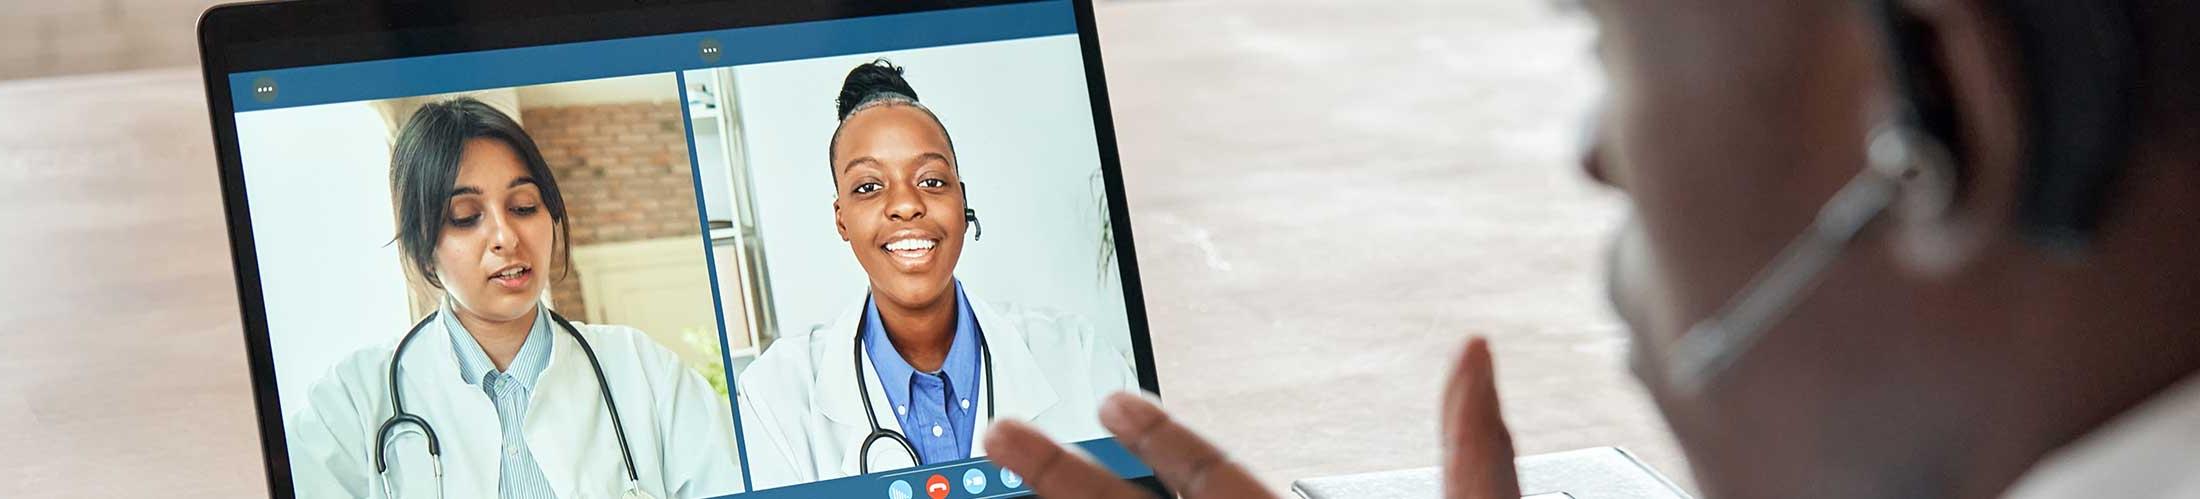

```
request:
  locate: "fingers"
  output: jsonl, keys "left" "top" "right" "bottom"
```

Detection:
{"left": 1441, "top": 337, "right": 1520, "bottom": 499}
{"left": 985, "top": 419, "right": 1155, "bottom": 499}
{"left": 1098, "top": 392, "right": 1275, "bottom": 499}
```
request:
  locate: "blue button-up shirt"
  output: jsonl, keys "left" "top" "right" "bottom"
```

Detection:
{"left": 444, "top": 305, "right": 557, "bottom": 499}
{"left": 864, "top": 280, "right": 983, "bottom": 465}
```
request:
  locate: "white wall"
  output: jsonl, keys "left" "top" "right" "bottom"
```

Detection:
{"left": 236, "top": 103, "right": 417, "bottom": 420}
{"left": 726, "top": 35, "right": 1132, "bottom": 350}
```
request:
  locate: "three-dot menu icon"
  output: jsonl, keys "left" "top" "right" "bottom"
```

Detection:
{"left": 699, "top": 38, "right": 723, "bottom": 63}
{"left": 251, "top": 77, "right": 278, "bottom": 103}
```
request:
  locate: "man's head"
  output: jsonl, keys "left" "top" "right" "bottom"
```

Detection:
{"left": 829, "top": 60, "right": 970, "bottom": 313}
{"left": 1580, "top": 0, "right": 2200, "bottom": 496}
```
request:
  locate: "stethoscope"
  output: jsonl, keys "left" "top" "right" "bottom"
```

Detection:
{"left": 374, "top": 308, "right": 654, "bottom": 499}
{"left": 852, "top": 298, "right": 998, "bottom": 474}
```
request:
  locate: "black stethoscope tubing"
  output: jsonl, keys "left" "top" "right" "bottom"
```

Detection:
{"left": 853, "top": 298, "right": 997, "bottom": 474}
{"left": 373, "top": 309, "right": 642, "bottom": 492}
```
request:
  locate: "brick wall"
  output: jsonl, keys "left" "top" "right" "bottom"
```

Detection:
{"left": 523, "top": 102, "right": 700, "bottom": 322}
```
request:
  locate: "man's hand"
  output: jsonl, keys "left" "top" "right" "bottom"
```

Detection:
{"left": 982, "top": 337, "right": 1521, "bottom": 499}
{"left": 1442, "top": 337, "right": 1520, "bottom": 499}
{"left": 985, "top": 391, "right": 1276, "bottom": 498}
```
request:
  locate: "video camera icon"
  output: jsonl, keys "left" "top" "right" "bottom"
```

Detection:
{"left": 962, "top": 468, "right": 988, "bottom": 494}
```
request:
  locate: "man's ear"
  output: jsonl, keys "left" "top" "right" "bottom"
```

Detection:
{"left": 1876, "top": 0, "right": 2029, "bottom": 277}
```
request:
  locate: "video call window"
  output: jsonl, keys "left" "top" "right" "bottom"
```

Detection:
{"left": 226, "top": 3, "right": 1152, "bottom": 498}
{"left": 690, "top": 35, "right": 1137, "bottom": 491}
{"left": 241, "top": 75, "right": 745, "bottom": 498}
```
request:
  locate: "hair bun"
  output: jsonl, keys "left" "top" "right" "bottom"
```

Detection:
{"left": 835, "top": 59, "right": 919, "bottom": 120}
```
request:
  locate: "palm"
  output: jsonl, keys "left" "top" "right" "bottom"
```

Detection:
{"left": 983, "top": 337, "right": 1519, "bottom": 499}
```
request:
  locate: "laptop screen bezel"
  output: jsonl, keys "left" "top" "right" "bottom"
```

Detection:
{"left": 195, "top": 1, "right": 1164, "bottom": 497}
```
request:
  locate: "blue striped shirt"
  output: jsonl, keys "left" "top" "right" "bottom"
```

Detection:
{"left": 444, "top": 306, "right": 557, "bottom": 499}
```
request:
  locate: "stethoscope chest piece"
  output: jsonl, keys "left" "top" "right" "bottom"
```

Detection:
{"left": 623, "top": 481, "right": 657, "bottom": 499}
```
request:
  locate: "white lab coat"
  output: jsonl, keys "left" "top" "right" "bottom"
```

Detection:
{"left": 284, "top": 317, "right": 745, "bottom": 499}
{"left": 735, "top": 290, "right": 1139, "bottom": 490}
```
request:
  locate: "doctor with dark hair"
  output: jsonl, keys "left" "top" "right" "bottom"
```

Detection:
{"left": 736, "top": 60, "right": 1138, "bottom": 489}
{"left": 284, "top": 97, "right": 744, "bottom": 499}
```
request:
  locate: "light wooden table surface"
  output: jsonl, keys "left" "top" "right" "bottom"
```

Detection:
{"left": 0, "top": 69, "right": 265, "bottom": 495}
{"left": 0, "top": 1, "right": 1689, "bottom": 496}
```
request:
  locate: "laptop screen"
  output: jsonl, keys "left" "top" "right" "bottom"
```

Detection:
{"left": 220, "top": 1, "right": 1153, "bottom": 497}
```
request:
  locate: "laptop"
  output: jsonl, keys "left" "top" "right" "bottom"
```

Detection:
{"left": 197, "top": 1, "right": 1163, "bottom": 497}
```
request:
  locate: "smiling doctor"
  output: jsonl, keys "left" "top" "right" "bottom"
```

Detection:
{"left": 736, "top": 60, "right": 1138, "bottom": 489}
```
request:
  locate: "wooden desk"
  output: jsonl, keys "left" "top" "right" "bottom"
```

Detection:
{"left": 0, "top": 2, "right": 1683, "bottom": 495}
{"left": 0, "top": 69, "right": 265, "bottom": 496}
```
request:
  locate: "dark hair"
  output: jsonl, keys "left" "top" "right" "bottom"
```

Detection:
{"left": 388, "top": 97, "right": 571, "bottom": 289}
{"left": 829, "top": 59, "right": 956, "bottom": 182}
{"left": 836, "top": 59, "right": 922, "bottom": 121}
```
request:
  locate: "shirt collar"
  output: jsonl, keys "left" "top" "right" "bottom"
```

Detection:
{"left": 2004, "top": 372, "right": 2200, "bottom": 498}
{"left": 442, "top": 301, "right": 555, "bottom": 390}
{"left": 863, "top": 280, "right": 984, "bottom": 408}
